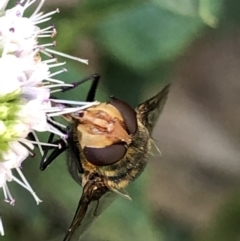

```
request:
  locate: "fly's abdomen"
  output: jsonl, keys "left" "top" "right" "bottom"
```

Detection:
{"left": 99, "top": 123, "right": 151, "bottom": 189}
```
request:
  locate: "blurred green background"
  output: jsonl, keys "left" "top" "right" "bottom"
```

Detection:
{"left": 3, "top": 0, "right": 240, "bottom": 240}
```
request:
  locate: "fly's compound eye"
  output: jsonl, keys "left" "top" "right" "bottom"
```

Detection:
{"left": 83, "top": 144, "right": 127, "bottom": 166}
{"left": 108, "top": 97, "right": 138, "bottom": 135}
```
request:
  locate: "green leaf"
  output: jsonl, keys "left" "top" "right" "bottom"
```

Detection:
{"left": 152, "top": 0, "right": 223, "bottom": 27}
{"left": 151, "top": 0, "right": 199, "bottom": 17}
{"left": 97, "top": 2, "right": 203, "bottom": 72}
{"left": 199, "top": 0, "right": 223, "bottom": 27}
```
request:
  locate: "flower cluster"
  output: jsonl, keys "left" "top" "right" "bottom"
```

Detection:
{"left": 0, "top": 0, "right": 96, "bottom": 235}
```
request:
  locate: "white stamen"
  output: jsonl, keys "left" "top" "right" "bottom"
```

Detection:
{"left": 40, "top": 49, "right": 54, "bottom": 58}
{"left": 32, "top": 9, "right": 59, "bottom": 22}
{"left": 27, "top": 141, "right": 59, "bottom": 148}
{"left": 31, "top": 131, "right": 44, "bottom": 156}
{"left": 47, "top": 102, "right": 99, "bottom": 117}
{"left": 48, "top": 62, "right": 66, "bottom": 68}
{"left": 44, "top": 48, "right": 89, "bottom": 65}
{"left": 38, "top": 25, "right": 54, "bottom": 33}
{"left": 31, "top": 11, "right": 43, "bottom": 21}
{"left": 23, "top": 0, "right": 35, "bottom": 10}
{"left": 41, "top": 30, "right": 54, "bottom": 34}
{"left": 47, "top": 107, "right": 85, "bottom": 117}
{"left": 45, "top": 107, "right": 76, "bottom": 113}
{"left": 25, "top": 148, "right": 35, "bottom": 157}
{"left": 40, "top": 42, "right": 56, "bottom": 48}
{"left": 38, "top": 34, "right": 52, "bottom": 37}
{"left": 15, "top": 168, "right": 42, "bottom": 205}
{"left": 47, "top": 118, "right": 66, "bottom": 129}
{"left": 31, "top": 0, "right": 45, "bottom": 17}
{"left": 43, "top": 106, "right": 65, "bottom": 113}
{"left": 0, "top": 216, "right": 4, "bottom": 236}
{"left": 51, "top": 99, "right": 97, "bottom": 106}
{"left": 50, "top": 89, "right": 65, "bottom": 94}
{"left": 2, "top": 185, "right": 7, "bottom": 201}
{"left": 48, "top": 68, "right": 67, "bottom": 77}
{"left": 48, "top": 126, "right": 67, "bottom": 138}
{"left": 18, "top": 139, "right": 34, "bottom": 150}
{"left": 43, "top": 58, "right": 57, "bottom": 64}
{"left": 44, "top": 78, "right": 65, "bottom": 84}
{"left": 41, "top": 83, "right": 73, "bottom": 89}
{"left": 2, "top": 184, "right": 15, "bottom": 205}
{"left": 11, "top": 176, "right": 34, "bottom": 193}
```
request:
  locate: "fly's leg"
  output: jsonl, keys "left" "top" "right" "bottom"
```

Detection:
{"left": 60, "top": 74, "right": 100, "bottom": 97}
{"left": 39, "top": 74, "right": 100, "bottom": 170}
{"left": 40, "top": 136, "right": 68, "bottom": 171}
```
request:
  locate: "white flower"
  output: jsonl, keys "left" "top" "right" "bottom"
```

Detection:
{"left": 0, "top": 56, "right": 22, "bottom": 96}
{"left": 18, "top": 99, "right": 51, "bottom": 131}
{"left": 0, "top": 0, "right": 98, "bottom": 236}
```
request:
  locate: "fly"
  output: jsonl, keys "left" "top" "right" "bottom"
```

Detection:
{"left": 38, "top": 74, "right": 170, "bottom": 240}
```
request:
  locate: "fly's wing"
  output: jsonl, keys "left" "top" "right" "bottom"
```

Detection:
{"left": 63, "top": 180, "right": 117, "bottom": 241}
{"left": 66, "top": 124, "right": 85, "bottom": 185}
{"left": 136, "top": 85, "right": 170, "bottom": 134}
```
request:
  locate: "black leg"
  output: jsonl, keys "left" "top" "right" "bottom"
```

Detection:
{"left": 39, "top": 74, "right": 101, "bottom": 171}
{"left": 60, "top": 74, "right": 100, "bottom": 95}
{"left": 40, "top": 132, "right": 54, "bottom": 170}
{"left": 40, "top": 138, "right": 68, "bottom": 171}
{"left": 42, "top": 139, "right": 66, "bottom": 151}
{"left": 47, "top": 118, "right": 67, "bottom": 134}
{"left": 86, "top": 74, "right": 100, "bottom": 101}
